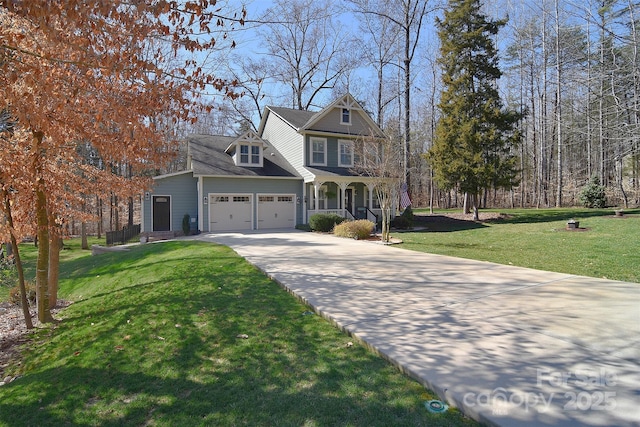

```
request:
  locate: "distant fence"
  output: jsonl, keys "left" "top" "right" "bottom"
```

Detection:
{"left": 106, "top": 224, "right": 141, "bottom": 246}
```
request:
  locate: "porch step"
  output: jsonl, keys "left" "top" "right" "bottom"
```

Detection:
{"left": 143, "top": 231, "right": 176, "bottom": 242}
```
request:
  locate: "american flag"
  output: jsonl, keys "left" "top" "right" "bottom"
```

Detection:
{"left": 400, "top": 182, "right": 412, "bottom": 210}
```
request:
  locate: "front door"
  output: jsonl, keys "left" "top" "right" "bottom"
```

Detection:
{"left": 345, "top": 188, "right": 353, "bottom": 215}
{"left": 153, "top": 196, "right": 171, "bottom": 231}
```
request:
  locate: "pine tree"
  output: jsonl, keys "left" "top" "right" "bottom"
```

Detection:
{"left": 426, "top": 0, "right": 521, "bottom": 220}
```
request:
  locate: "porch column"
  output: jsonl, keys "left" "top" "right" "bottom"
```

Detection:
{"left": 313, "top": 181, "right": 324, "bottom": 211}
{"left": 337, "top": 182, "right": 350, "bottom": 216}
{"left": 302, "top": 183, "right": 307, "bottom": 224}
{"left": 366, "top": 183, "right": 375, "bottom": 209}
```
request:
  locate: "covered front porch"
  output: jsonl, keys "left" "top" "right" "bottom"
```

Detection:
{"left": 303, "top": 179, "right": 382, "bottom": 224}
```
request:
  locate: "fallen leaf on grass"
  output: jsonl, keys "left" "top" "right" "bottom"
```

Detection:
{"left": 114, "top": 345, "right": 124, "bottom": 352}
{"left": 236, "top": 334, "right": 249, "bottom": 339}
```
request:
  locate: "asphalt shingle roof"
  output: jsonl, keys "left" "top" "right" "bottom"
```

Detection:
{"left": 267, "top": 107, "right": 318, "bottom": 130}
{"left": 186, "top": 134, "right": 300, "bottom": 178}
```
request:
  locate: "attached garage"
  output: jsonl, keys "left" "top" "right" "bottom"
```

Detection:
{"left": 209, "top": 193, "right": 253, "bottom": 231}
{"left": 143, "top": 134, "right": 303, "bottom": 236}
{"left": 257, "top": 194, "right": 296, "bottom": 229}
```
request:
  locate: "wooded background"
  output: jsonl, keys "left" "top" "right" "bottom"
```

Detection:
{"left": 187, "top": 0, "right": 640, "bottom": 211}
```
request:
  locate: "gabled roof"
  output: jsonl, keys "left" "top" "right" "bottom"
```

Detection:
{"left": 185, "top": 134, "right": 300, "bottom": 178}
{"left": 301, "top": 93, "right": 383, "bottom": 136}
{"left": 258, "top": 93, "right": 385, "bottom": 138}
{"left": 224, "top": 129, "right": 268, "bottom": 154}
{"left": 263, "top": 107, "right": 318, "bottom": 131}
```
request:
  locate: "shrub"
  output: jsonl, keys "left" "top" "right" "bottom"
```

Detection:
{"left": 333, "top": 220, "right": 376, "bottom": 239}
{"left": 9, "top": 281, "right": 36, "bottom": 307}
{"left": 579, "top": 176, "right": 606, "bottom": 208}
{"left": 402, "top": 206, "right": 414, "bottom": 224}
{"left": 0, "top": 261, "right": 17, "bottom": 289}
{"left": 182, "top": 214, "right": 191, "bottom": 236}
{"left": 392, "top": 216, "right": 411, "bottom": 229}
{"left": 309, "top": 213, "right": 345, "bottom": 232}
{"left": 295, "top": 223, "right": 311, "bottom": 232}
{"left": 392, "top": 207, "right": 414, "bottom": 229}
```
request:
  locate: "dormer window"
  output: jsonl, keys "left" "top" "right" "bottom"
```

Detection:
{"left": 238, "top": 143, "right": 263, "bottom": 167}
{"left": 225, "top": 130, "right": 267, "bottom": 168}
{"left": 341, "top": 108, "right": 351, "bottom": 125}
{"left": 240, "top": 145, "right": 249, "bottom": 163}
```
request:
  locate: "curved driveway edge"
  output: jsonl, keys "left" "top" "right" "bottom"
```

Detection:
{"left": 199, "top": 230, "right": 640, "bottom": 427}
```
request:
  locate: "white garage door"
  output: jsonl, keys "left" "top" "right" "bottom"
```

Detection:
{"left": 209, "top": 194, "right": 253, "bottom": 231}
{"left": 257, "top": 194, "right": 295, "bottom": 229}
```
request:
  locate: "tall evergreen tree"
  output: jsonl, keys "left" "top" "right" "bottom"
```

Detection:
{"left": 426, "top": 0, "right": 521, "bottom": 220}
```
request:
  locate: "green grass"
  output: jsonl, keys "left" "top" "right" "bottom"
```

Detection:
{"left": 0, "top": 240, "right": 476, "bottom": 427}
{"left": 403, "top": 208, "right": 640, "bottom": 283}
{"left": 0, "top": 237, "right": 103, "bottom": 302}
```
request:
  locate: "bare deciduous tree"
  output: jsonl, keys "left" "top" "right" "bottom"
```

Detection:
{"left": 259, "top": 0, "right": 354, "bottom": 110}
{"left": 353, "top": 131, "right": 404, "bottom": 242}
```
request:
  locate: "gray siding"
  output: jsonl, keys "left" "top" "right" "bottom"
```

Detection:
{"left": 310, "top": 108, "right": 374, "bottom": 136}
{"left": 201, "top": 177, "right": 303, "bottom": 232}
{"left": 306, "top": 135, "right": 355, "bottom": 169}
{"left": 143, "top": 173, "right": 198, "bottom": 232}
{"left": 262, "top": 111, "right": 312, "bottom": 181}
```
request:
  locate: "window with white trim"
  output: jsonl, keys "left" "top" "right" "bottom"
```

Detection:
{"left": 318, "top": 186, "right": 327, "bottom": 209}
{"left": 341, "top": 108, "right": 351, "bottom": 125}
{"left": 251, "top": 145, "right": 260, "bottom": 164}
{"left": 310, "top": 137, "right": 326, "bottom": 166}
{"left": 338, "top": 140, "right": 354, "bottom": 167}
{"left": 239, "top": 145, "right": 249, "bottom": 164}
{"left": 238, "top": 143, "right": 262, "bottom": 166}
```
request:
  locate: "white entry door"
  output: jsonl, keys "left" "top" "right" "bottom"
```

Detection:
{"left": 209, "top": 194, "right": 253, "bottom": 231}
{"left": 257, "top": 194, "right": 295, "bottom": 229}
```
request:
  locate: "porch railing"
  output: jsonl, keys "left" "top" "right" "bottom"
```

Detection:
{"left": 308, "top": 208, "right": 380, "bottom": 222}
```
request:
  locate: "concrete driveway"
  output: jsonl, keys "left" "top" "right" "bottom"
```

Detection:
{"left": 199, "top": 230, "right": 640, "bottom": 427}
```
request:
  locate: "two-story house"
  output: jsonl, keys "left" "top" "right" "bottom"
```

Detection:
{"left": 141, "top": 93, "right": 386, "bottom": 235}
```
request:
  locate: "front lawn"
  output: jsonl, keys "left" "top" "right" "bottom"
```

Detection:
{"left": 0, "top": 240, "right": 476, "bottom": 426}
{"left": 403, "top": 208, "right": 640, "bottom": 283}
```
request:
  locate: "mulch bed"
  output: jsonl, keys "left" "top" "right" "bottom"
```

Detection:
{"left": 0, "top": 300, "right": 70, "bottom": 385}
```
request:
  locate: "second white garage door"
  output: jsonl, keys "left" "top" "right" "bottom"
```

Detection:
{"left": 209, "top": 194, "right": 253, "bottom": 231}
{"left": 257, "top": 194, "right": 295, "bottom": 229}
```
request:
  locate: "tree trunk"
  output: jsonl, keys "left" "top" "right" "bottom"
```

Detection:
{"left": 2, "top": 188, "right": 33, "bottom": 329}
{"left": 81, "top": 221, "right": 88, "bottom": 250}
{"left": 472, "top": 193, "right": 479, "bottom": 221}
{"left": 381, "top": 200, "right": 391, "bottom": 243}
{"left": 48, "top": 219, "right": 61, "bottom": 308}
{"left": 554, "top": 0, "right": 563, "bottom": 207}
{"left": 33, "top": 131, "right": 54, "bottom": 323}
{"left": 617, "top": 157, "right": 629, "bottom": 208}
{"left": 97, "top": 196, "right": 102, "bottom": 239}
